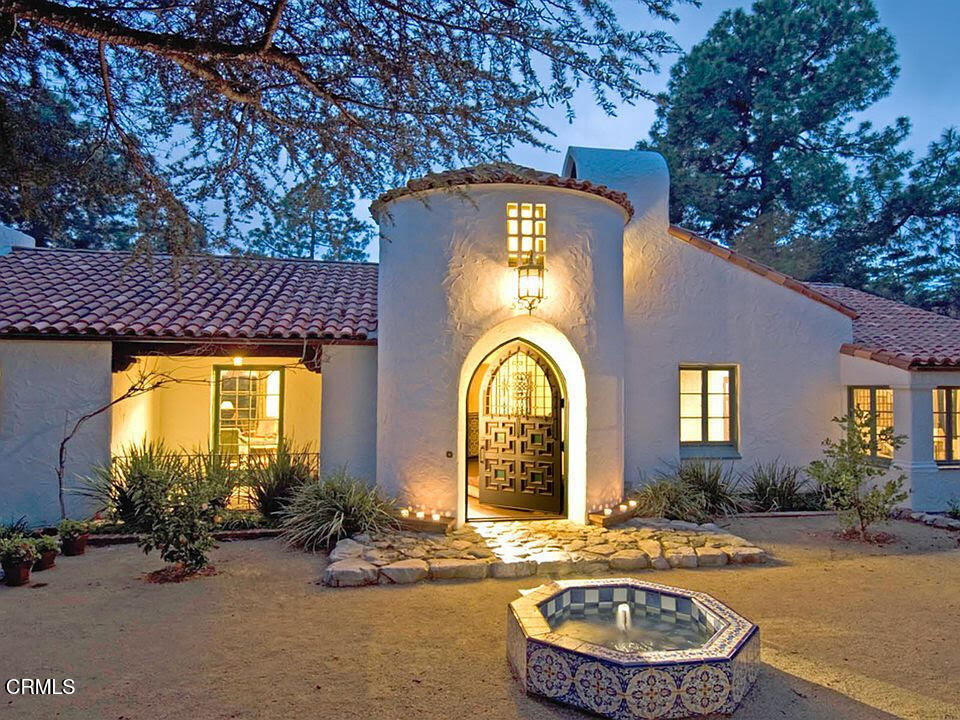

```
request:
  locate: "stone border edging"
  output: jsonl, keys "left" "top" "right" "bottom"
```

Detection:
{"left": 87, "top": 528, "right": 282, "bottom": 547}
{"left": 893, "top": 509, "right": 960, "bottom": 531}
{"left": 728, "top": 510, "right": 836, "bottom": 519}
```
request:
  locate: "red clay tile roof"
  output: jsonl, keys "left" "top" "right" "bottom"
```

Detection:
{"left": 667, "top": 226, "right": 859, "bottom": 319}
{"left": 371, "top": 162, "right": 634, "bottom": 219}
{"left": 0, "top": 247, "right": 377, "bottom": 341}
{"left": 807, "top": 283, "right": 960, "bottom": 370}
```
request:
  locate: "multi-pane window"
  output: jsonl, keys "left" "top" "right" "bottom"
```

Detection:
{"left": 679, "top": 366, "right": 737, "bottom": 446}
{"left": 848, "top": 386, "right": 894, "bottom": 460}
{"left": 214, "top": 367, "right": 284, "bottom": 458}
{"left": 933, "top": 388, "right": 960, "bottom": 463}
{"left": 506, "top": 202, "right": 546, "bottom": 267}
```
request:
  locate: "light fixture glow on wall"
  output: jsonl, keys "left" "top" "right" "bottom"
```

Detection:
{"left": 516, "top": 259, "right": 545, "bottom": 313}
{"left": 508, "top": 201, "right": 547, "bottom": 313}
{"left": 232, "top": 356, "right": 243, "bottom": 366}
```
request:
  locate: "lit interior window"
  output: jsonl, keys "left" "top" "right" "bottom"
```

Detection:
{"left": 933, "top": 388, "right": 959, "bottom": 462}
{"left": 507, "top": 202, "right": 546, "bottom": 267}
{"left": 850, "top": 386, "right": 894, "bottom": 459}
{"left": 680, "top": 366, "right": 735, "bottom": 445}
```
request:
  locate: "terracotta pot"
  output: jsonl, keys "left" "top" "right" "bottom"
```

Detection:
{"left": 2, "top": 560, "right": 32, "bottom": 587}
{"left": 62, "top": 534, "right": 89, "bottom": 556}
{"left": 33, "top": 549, "right": 57, "bottom": 571}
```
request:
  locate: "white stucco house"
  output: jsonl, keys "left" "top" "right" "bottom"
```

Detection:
{"left": 2, "top": 147, "right": 960, "bottom": 527}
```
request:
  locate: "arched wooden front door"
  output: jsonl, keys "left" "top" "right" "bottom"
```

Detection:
{"left": 478, "top": 342, "right": 564, "bottom": 513}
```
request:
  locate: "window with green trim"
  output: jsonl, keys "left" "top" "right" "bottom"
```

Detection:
{"left": 213, "top": 366, "right": 284, "bottom": 458}
{"left": 679, "top": 366, "right": 737, "bottom": 449}
{"left": 848, "top": 386, "right": 894, "bottom": 460}
{"left": 933, "top": 387, "right": 960, "bottom": 463}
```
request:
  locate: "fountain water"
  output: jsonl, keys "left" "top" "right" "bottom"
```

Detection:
{"left": 615, "top": 602, "right": 632, "bottom": 632}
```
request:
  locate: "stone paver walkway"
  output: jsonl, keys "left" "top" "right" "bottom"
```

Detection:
{"left": 322, "top": 517, "right": 768, "bottom": 587}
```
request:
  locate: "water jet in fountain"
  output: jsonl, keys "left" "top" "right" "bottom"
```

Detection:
{"left": 615, "top": 602, "right": 631, "bottom": 632}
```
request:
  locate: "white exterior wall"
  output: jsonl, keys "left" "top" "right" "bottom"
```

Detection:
{"left": 841, "top": 354, "right": 960, "bottom": 510}
{"left": 375, "top": 185, "right": 628, "bottom": 522}
{"left": 0, "top": 340, "right": 112, "bottom": 525}
{"left": 565, "top": 148, "right": 853, "bottom": 483}
{"left": 320, "top": 344, "right": 378, "bottom": 482}
{"left": 110, "top": 355, "right": 322, "bottom": 454}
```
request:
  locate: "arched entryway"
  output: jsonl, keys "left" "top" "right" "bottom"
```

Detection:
{"left": 466, "top": 339, "right": 566, "bottom": 520}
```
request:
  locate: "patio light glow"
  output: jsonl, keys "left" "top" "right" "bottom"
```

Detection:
{"left": 603, "top": 507, "right": 612, "bottom": 516}
{"left": 619, "top": 503, "right": 628, "bottom": 512}
{"left": 431, "top": 513, "right": 441, "bottom": 522}
{"left": 232, "top": 356, "right": 243, "bottom": 366}
{"left": 628, "top": 499, "right": 637, "bottom": 508}
{"left": 400, "top": 508, "right": 410, "bottom": 518}
{"left": 415, "top": 510, "right": 425, "bottom": 519}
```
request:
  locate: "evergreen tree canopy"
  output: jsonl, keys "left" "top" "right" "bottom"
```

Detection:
{"left": 0, "top": 85, "right": 138, "bottom": 249}
{"left": 0, "top": 0, "right": 689, "bottom": 258}
{"left": 641, "top": 0, "right": 960, "bottom": 315}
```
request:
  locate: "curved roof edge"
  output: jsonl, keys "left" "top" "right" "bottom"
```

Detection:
{"left": 371, "top": 163, "right": 634, "bottom": 219}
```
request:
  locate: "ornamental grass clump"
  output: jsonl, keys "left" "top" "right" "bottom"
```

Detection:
{"left": 674, "top": 459, "right": 744, "bottom": 517}
{"left": 76, "top": 441, "right": 187, "bottom": 532}
{"left": 247, "top": 441, "right": 316, "bottom": 524}
{"left": 629, "top": 475, "right": 710, "bottom": 524}
{"left": 807, "top": 409, "right": 907, "bottom": 541}
{"left": 741, "top": 460, "right": 826, "bottom": 512}
{"left": 0, "top": 516, "right": 29, "bottom": 540}
{"left": 280, "top": 469, "right": 397, "bottom": 551}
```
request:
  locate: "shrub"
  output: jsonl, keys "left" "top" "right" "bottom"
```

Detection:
{"left": 629, "top": 475, "right": 710, "bottom": 524}
{"left": 947, "top": 498, "right": 960, "bottom": 521}
{"left": 57, "top": 519, "right": 89, "bottom": 540}
{"left": 741, "top": 461, "right": 825, "bottom": 511}
{"left": 0, "top": 536, "right": 38, "bottom": 564}
{"left": 674, "top": 459, "right": 743, "bottom": 516}
{"left": 279, "top": 469, "right": 397, "bottom": 551}
{"left": 76, "top": 441, "right": 186, "bottom": 532}
{"left": 247, "top": 441, "right": 315, "bottom": 523}
{"left": 0, "top": 516, "right": 29, "bottom": 540}
{"left": 34, "top": 535, "right": 61, "bottom": 554}
{"left": 184, "top": 450, "right": 240, "bottom": 513}
{"left": 135, "top": 475, "right": 220, "bottom": 572}
{"left": 807, "top": 409, "right": 908, "bottom": 540}
{"left": 215, "top": 510, "right": 268, "bottom": 530}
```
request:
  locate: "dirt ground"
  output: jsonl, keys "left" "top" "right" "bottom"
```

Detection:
{"left": 2, "top": 516, "right": 958, "bottom": 720}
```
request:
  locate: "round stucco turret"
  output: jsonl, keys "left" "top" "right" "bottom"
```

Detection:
{"left": 373, "top": 165, "right": 630, "bottom": 524}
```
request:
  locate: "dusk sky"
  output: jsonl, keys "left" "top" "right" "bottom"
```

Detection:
{"left": 364, "top": 0, "right": 960, "bottom": 260}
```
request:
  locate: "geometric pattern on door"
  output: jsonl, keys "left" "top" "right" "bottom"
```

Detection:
{"left": 478, "top": 341, "right": 564, "bottom": 513}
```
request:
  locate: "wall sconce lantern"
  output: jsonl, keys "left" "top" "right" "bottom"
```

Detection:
{"left": 516, "top": 259, "right": 545, "bottom": 313}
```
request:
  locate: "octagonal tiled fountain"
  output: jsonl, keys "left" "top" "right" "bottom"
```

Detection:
{"left": 507, "top": 578, "right": 759, "bottom": 719}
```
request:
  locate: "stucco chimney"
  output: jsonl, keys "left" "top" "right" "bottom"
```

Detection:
{"left": 0, "top": 225, "right": 36, "bottom": 255}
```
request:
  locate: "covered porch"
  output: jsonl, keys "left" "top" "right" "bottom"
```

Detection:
{"left": 108, "top": 341, "right": 333, "bottom": 506}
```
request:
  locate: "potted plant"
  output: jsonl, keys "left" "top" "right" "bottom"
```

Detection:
{"left": 32, "top": 534, "right": 60, "bottom": 571}
{"left": 1, "top": 536, "right": 38, "bottom": 586}
{"left": 58, "top": 519, "right": 90, "bottom": 556}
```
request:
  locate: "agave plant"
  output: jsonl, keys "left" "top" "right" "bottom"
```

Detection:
{"left": 279, "top": 468, "right": 396, "bottom": 551}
